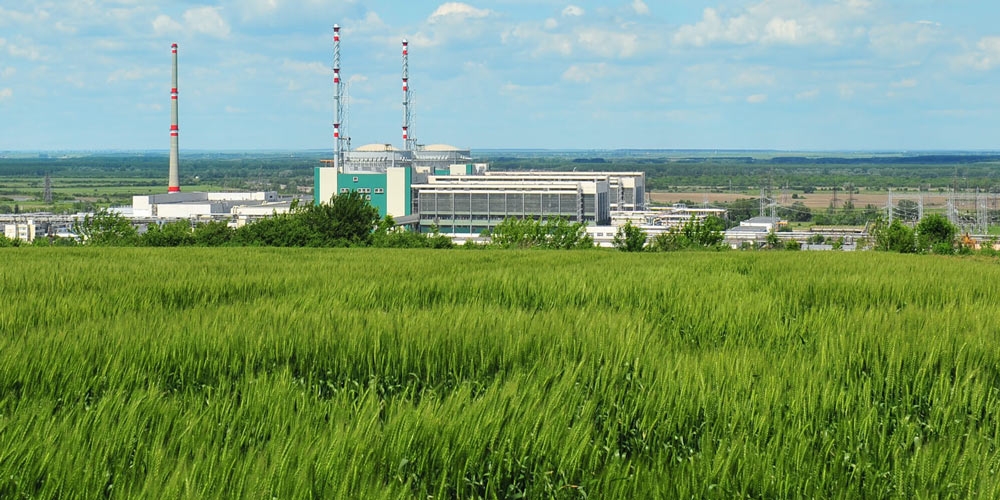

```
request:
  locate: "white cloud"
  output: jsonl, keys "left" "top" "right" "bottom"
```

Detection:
{"left": 0, "top": 88, "right": 11, "bottom": 102}
{"left": 430, "top": 2, "right": 492, "bottom": 23}
{"left": 5, "top": 39, "right": 43, "bottom": 61}
{"left": 184, "top": 7, "right": 231, "bottom": 38}
{"left": 562, "top": 63, "right": 607, "bottom": 83}
{"left": 735, "top": 68, "right": 775, "bottom": 87}
{"left": 137, "top": 103, "right": 163, "bottom": 112}
{"left": 107, "top": 68, "right": 148, "bottom": 84}
{"left": 577, "top": 28, "right": 640, "bottom": 58}
{"left": 1, "top": 67, "right": 14, "bottom": 78}
{"left": 957, "top": 36, "right": 1000, "bottom": 70}
{"left": 0, "top": 6, "right": 49, "bottom": 26}
{"left": 225, "top": 105, "right": 246, "bottom": 113}
{"left": 763, "top": 18, "right": 802, "bottom": 44}
{"left": 890, "top": 78, "right": 917, "bottom": 88}
{"left": 869, "top": 22, "right": 942, "bottom": 58}
{"left": 544, "top": 18, "right": 558, "bottom": 30}
{"left": 673, "top": 1, "right": 864, "bottom": 47}
{"left": 501, "top": 25, "right": 573, "bottom": 57}
{"left": 746, "top": 93, "right": 768, "bottom": 103}
{"left": 152, "top": 15, "right": 183, "bottom": 36}
{"left": 281, "top": 59, "right": 328, "bottom": 76}
{"left": 54, "top": 21, "right": 77, "bottom": 35}
{"left": 562, "top": 5, "right": 584, "bottom": 17}
{"left": 632, "top": 0, "right": 650, "bottom": 16}
{"left": 837, "top": 83, "right": 873, "bottom": 99}
{"left": 795, "top": 89, "right": 820, "bottom": 100}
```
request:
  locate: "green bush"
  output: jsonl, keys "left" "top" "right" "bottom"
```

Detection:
{"left": 613, "top": 221, "right": 646, "bottom": 252}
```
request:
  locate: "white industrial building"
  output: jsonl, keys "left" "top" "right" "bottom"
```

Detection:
{"left": 4, "top": 221, "right": 36, "bottom": 242}
{"left": 724, "top": 216, "right": 783, "bottom": 247}
{"left": 131, "top": 192, "right": 284, "bottom": 220}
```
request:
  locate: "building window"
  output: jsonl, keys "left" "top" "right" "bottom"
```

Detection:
{"left": 374, "top": 188, "right": 385, "bottom": 194}
{"left": 366, "top": 195, "right": 372, "bottom": 200}
{"left": 353, "top": 176, "right": 359, "bottom": 183}
{"left": 340, "top": 188, "right": 350, "bottom": 194}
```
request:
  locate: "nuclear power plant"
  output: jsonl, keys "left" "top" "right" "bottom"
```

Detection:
{"left": 314, "top": 24, "right": 648, "bottom": 241}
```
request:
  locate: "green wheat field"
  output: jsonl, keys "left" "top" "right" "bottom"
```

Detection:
{"left": 1, "top": 248, "right": 999, "bottom": 498}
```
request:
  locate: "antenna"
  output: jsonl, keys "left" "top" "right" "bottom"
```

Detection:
{"left": 402, "top": 39, "right": 414, "bottom": 151}
{"left": 333, "top": 25, "right": 344, "bottom": 171}
{"left": 168, "top": 43, "right": 180, "bottom": 193}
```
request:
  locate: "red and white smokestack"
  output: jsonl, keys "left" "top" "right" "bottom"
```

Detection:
{"left": 333, "top": 25, "right": 344, "bottom": 170}
{"left": 402, "top": 39, "right": 413, "bottom": 150}
{"left": 168, "top": 43, "right": 180, "bottom": 193}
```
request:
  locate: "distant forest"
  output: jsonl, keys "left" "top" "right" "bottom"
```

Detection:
{"left": 3, "top": 151, "right": 1000, "bottom": 197}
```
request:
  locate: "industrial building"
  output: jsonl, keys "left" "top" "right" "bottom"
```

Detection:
{"left": 414, "top": 177, "right": 611, "bottom": 234}
{"left": 131, "top": 191, "right": 286, "bottom": 223}
{"left": 483, "top": 171, "right": 645, "bottom": 211}
{"left": 313, "top": 24, "right": 642, "bottom": 238}
{"left": 4, "top": 221, "right": 36, "bottom": 242}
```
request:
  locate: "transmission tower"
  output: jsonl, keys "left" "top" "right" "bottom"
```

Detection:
{"left": 43, "top": 174, "right": 53, "bottom": 204}
{"left": 887, "top": 188, "right": 894, "bottom": 224}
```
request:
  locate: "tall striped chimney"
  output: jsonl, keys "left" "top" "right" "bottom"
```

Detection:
{"left": 168, "top": 43, "right": 180, "bottom": 193}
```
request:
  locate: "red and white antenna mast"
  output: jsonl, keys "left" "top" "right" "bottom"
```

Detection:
{"left": 402, "top": 39, "right": 414, "bottom": 151}
{"left": 168, "top": 43, "right": 180, "bottom": 193}
{"left": 333, "top": 25, "right": 344, "bottom": 171}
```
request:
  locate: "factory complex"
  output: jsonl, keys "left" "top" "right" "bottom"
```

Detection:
{"left": 311, "top": 24, "right": 667, "bottom": 244}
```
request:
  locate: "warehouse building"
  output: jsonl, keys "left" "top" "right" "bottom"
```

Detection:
{"left": 131, "top": 192, "right": 283, "bottom": 219}
{"left": 413, "top": 177, "right": 611, "bottom": 234}
{"left": 483, "top": 171, "right": 646, "bottom": 211}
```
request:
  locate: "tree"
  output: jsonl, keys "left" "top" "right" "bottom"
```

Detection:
{"left": 490, "top": 217, "right": 592, "bottom": 249}
{"left": 649, "top": 216, "right": 725, "bottom": 252}
{"left": 613, "top": 221, "right": 646, "bottom": 252}
{"left": 372, "top": 216, "right": 455, "bottom": 249}
{"left": 0, "top": 234, "right": 20, "bottom": 247}
{"left": 193, "top": 221, "right": 234, "bottom": 247}
{"left": 765, "top": 230, "right": 784, "bottom": 250}
{"left": 722, "top": 198, "right": 759, "bottom": 227}
{"left": 74, "top": 209, "right": 138, "bottom": 246}
{"left": 874, "top": 218, "right": 917, "bottom": 253}
{"left": 915, "top": 213, "right": 956, "bottom": 254}
{"left": 142, "top": 220, "right": 195, "bottom": 247}
{"left": 779, "top": 201, "right": 812, "bottom": 223}
{"left": 233, "top": 192, "right": 381, "bottom": 247}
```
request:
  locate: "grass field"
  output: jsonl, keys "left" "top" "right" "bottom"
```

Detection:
{"left": 1, "top": 249, "right": 999, "bottom": 498}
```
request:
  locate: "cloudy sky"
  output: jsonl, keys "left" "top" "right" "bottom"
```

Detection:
{"left": 1, "top": 0, "right": 999, "bottom": 151}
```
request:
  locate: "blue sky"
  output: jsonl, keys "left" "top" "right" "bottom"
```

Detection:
{"left": 1, "top": 0, "right": 999, "bottom": 151}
